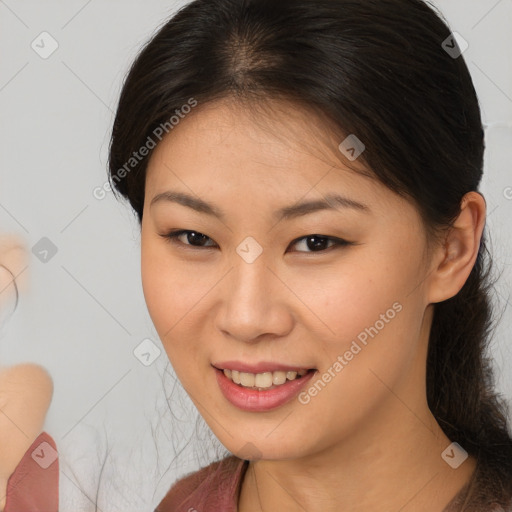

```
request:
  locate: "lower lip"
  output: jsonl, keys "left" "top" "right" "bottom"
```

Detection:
{"left": 214, "top": 367, "right": 317, "bottom": 412}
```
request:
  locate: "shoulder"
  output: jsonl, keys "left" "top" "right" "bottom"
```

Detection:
{"left": 156, "top": 455, "right": 248, "bottom": 512}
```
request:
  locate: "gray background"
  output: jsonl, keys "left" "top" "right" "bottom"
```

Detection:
{"left": 0, "top": 1, "right": 511, "bottom": 510}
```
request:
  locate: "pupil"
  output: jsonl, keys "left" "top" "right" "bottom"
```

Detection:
{"left": 307, "top": 235, "right": 328, "bottom": 251}
{"left": 189, "top": 232, "right": 208, "bottom": 246}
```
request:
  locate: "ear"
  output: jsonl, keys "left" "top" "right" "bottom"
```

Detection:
{"left": 426, "top": 191, "right": 486, "bottom": 304}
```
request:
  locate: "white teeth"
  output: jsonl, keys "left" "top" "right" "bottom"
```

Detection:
{"left": 254, "top": 372, "right": 273, "bottom": 388}
{"left": 240, "top": 372, "right": 255, "bottom": 387}
{"left": 221, "top": 367, "right": 310, "bottom": 389}
{"left": 272, "top": 371, "right": 287, "bottom": 385}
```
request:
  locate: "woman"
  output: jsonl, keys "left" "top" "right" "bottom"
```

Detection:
{"left": 107, "top": 0, "right": 512, "bottom": 510}
{"left": 0, "top": 236, "right": 59, "bottom": 512}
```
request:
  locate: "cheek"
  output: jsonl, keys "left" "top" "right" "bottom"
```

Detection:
{"left": 294, "top": 245, "right": 426, "bottom": 378}
{"left": 141, "top": 239, "right": 186, "bottom": 346}
{"left": 141, "top": 235, "right": 195, "bottom": 331}
{"left": 289, "top": 260, "right": 409, "bottom": 343}
{"left": 142, "top": 264, "right": 203, "bottom": 394}
{"left": 140, "top": 240, "right": 218, "bottom": 383}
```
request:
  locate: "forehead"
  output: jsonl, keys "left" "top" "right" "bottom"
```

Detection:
{"left": 144, "top": 97, "right": 408, "bottom": 220}
{"left": 149, "top": 99, "right": 361, "bottom": 181}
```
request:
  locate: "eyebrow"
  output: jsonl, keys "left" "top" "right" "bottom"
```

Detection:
{"left": 150, "top": 190, "right": 370, "bottom": 221}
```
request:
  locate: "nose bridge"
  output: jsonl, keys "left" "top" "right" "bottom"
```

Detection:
{"left": 231, "top": 234, "right": 271, "bottom": 301}
{"left": 229, "top": 247, "right": 273, "bottom": 313}
{"left": 217, "top": 241, "right": 292, "bottom": 342}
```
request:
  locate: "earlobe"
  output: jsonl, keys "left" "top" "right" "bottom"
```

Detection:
{"left": 427, "top": 191, "right": 486, "bottom": 304}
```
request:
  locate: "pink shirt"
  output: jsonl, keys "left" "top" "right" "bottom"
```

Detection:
{"left": 155, "top": 455, "right": 512, "bottom": 512}
{"left": 156, "top": 456, "right": 247, "bottom": 512}
{"left": 4, "top": 431, "right": 59, "bottom": 512}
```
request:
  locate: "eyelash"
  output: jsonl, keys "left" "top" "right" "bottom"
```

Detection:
{"left": 161, "top": 229, "right": 353, "bottom": 254}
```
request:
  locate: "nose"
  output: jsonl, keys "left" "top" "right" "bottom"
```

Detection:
{"left": 215, "top": 254, "right": 294, "bottom": 344}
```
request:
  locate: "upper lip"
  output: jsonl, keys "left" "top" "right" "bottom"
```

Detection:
{"left": 212, "top": 361, "right": 315, "bottom": 373}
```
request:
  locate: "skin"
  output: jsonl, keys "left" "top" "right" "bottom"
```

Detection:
{"left": 141, "top": 97, "right": 485, "bottom": 511}
{"left": 0, "top": 235, "right": 29, "bottom": 305}
{"left": 0, "top": 239, "right": 53, "bottom": 511}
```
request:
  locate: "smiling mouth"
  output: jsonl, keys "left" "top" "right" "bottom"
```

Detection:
{"left": 216, "top": 367, "right": 316, "bottom": 391}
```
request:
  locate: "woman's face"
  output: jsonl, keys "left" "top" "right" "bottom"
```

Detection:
{"left": 141, "top": 98, "right": 438, "bottom": 460}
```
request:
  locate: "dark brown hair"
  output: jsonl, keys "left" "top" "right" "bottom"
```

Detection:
{"left": 108, "top": 0, "right": 512, "bottom": 505}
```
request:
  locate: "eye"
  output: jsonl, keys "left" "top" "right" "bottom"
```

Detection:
{"left": 162, "top": 230, "right": 217, "bottom": 248}
{"left": 288, "top": 234, "right": 352, "bottom": 253}
{"left": 162, "top": 230, "right": 352, "bottom": 253}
